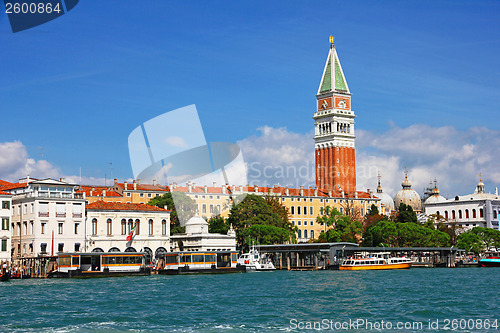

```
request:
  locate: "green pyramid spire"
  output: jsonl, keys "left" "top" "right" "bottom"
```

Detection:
{"left": 318, "top": 39, "right": 350, "bottom": 94}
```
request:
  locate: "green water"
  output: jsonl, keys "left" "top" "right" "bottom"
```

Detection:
{"left": 0, "top": 268, "right": 498, "bottom": 332}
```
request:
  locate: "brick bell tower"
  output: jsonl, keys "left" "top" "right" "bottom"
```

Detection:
{"left": 314, "top": 36, "right": 356, "bottom": 195}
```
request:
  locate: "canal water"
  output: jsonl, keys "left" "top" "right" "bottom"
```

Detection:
{"left": 0, "top": 268, "right": 498, "bottom": 332}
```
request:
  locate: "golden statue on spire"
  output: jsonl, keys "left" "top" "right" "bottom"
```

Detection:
{"left": 329, "top": 35, "right": 334, "bottom": 47}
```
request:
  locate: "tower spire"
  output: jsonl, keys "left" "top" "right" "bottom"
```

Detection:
{"left": 318, "top": 36, "right": 350, "bottom": 94}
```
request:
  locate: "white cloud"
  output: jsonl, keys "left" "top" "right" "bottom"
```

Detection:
{"left": 164, "top": 136, "right": 189, "bottom": 148}
{"left": 237, "top": 124, "right": 500, "bottom": 199}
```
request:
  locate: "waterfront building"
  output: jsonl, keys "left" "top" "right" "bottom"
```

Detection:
{"left": 170, "top": 213, "right": 236, "bottom": 252}
{"left": 85, "top": 201, "right": 171, "bottom": 260}
{"left": 424, "top": 180, "right": 500, "bottom": 231}
{"left": 0, "top": 191, "right": 12, "bottom": 263}
{"left": 3, "top": 177, "right": 86, "bottom": 258}
{"left": 314, "top": 36, "right": 356, "bottom": 195}
{"left": 394, "top": 170, "right": 422, "bottom": 213}
{"left": 77, "top": 179, "right": 169, "bottom": 204}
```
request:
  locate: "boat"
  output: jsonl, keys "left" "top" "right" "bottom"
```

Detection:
{"left": 237, "top": 246, "right": 276, "bottom": 271}
{"left": 157, "top": 250, "right": 246, "bottom": 275}
{"left": 0, "top": 272, "right": 9, "bottom": 282}
{"left": 48, "top": 252, "right": 151, "bottom": 278}
{"left": 479, "top": 252, "right": 500, "bottom": 267}
{"left": 339, "top": 252, "right": 412, "bottom": 271}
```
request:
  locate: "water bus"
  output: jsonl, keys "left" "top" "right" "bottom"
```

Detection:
{"left": 49, "top": 252, "right": 151, "bottom": 278}
{"left": 237, "top": 246, "right": 275, "bottom": 271}
{"left": 339, "top": 252, "right": 412, "bottom": 271}
{"left": 479, "top": 252, "right": 500, "bottom": 267}
{"left": 156, "top": 250, "right": 245, "bottom": 275}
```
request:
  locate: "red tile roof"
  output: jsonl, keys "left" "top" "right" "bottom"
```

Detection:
{"left": 86, "top": 201, "right": 169, "bottom": 212}
{"left": 0, "top": 182, "right": 27, "bottom": 191}
{"left": 0, "top": 191, "right": 11, "bottom": 196}
{"left": 116, "top": 183, "right": 170, "bottom": 192}
{"left": 77, "top": 186, "right": 122, "bottom": 197}
{"left": 0, "top": 179, "right": 13, "bottom": 188}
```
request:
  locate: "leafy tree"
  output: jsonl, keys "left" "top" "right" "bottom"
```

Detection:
{"left": 208, "top": 216, "right": 229, "bottom": 234}
{"left": 367, "top": 204, "right": 379, "bottom": 216}
{"left": 465, "top": 227, "right": 500, "bottom": 251}
{"left": 316, "top": 206, "right": 363, "bottom": 243}
{"left": 226, "top": 194, "right": 296, "bottom": 251}
{"left": 148, "top": 192, "right": 197, "bottom": 234}
{"left": 457, "top": 231, "right": 484, "bottom": 254}
{"left": 395, "top": 203, "right": 418, "bottom": 224}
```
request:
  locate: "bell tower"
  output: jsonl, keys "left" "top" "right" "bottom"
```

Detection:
{"left": 314, "top": 36, "right": 356, "bottom": 195}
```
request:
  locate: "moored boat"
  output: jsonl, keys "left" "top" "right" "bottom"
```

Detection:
{"left": 237, "top": 246, "right": 276, "bottom": 271}
{"left": 479, "top": 252, "right": 500, "bottom": 267}
{"left": 49, "top": 252, "right": 151, "bottom": 278}
{"left": 339, "top": 252, "right": 412, "bottom": 271}
{"left": 157, "top": 250, "right": 245, "bottom": 275}
{"left": 0, "top": 272, "right": 9, "bottom": 281}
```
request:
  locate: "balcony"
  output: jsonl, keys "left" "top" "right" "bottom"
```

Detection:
{"left": 56, "top": 213, "right": 66, "bottom": 218}
{"left": 73, "top": 213, "right": 82, "bottom": 218}
{"left": 39, "top": 212, "right": 49, "bottom": 217}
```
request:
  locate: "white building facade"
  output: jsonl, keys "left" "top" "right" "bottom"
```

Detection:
{"left": 424, "top": 181, "right": 500, "bottom": 231}
{"left": 0, "top": 192, "right": 12, "bottom": 263}
{"left": 7, "top": 178, "right": 86, "bottom": 258}
{"left": 85, "top": 201, "right": 171, "bottom": 261}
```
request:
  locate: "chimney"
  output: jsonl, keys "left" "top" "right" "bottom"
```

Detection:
{"left": 355, "top": 192, "right": 358, "bottom": 199}
{"left": 285, "top": 186, "right": 289, "bottom": 196}
{"left": 187, "top": 181, "right": 192, "bottom": 193}
{"left": 239, "top": 185, "right": 243, "bottom": 192}
{"left": 314, "top": 188, "right": 318, "bottom": 197}
{"left": 133, "top": 180, "right": 137, "bottom": 190}
{"left": 173, "top": 182, "right": 177, "bottom": 189}
{"left": 204, "top": 185, "right": 208, "bottom": 193}
{"left": 153, "top": 179, "right": 156, "bottom": 186}
{"left": 124, "top": 181, "right": 128, "bottom": 190}
{"left": 90, "top": 188, "right": 93, "bottom": 196}
{"left": 300, "top": 186, "right": 304, "bottom": 197}
{"left": 163, "top": 205, "right": 168, "bottom": 210}
{"left": 103, "top": 189, "right": 106, "bottom": 196}
{"left": 370, "top": 190, "right": 374, "bottom": 199}
{"left": 59, "top": 177, "right": 65, "bottom": 182}
{"left": 213, "top": 182, "right": 217, "bottom": 188}
{"left": 328, "top": 189, "right": 332, "bottom": 197}
{"left": 254, "top": 185, "right": 258, "bottom": 193}
{"left": 114, "top": 178, "right": 117, "bottom": 185}
{"left": 341, "top": 191, "right": 345, "bottom": 198}
{"left": 222, "top": 184, "right": 227, "bottom": 194}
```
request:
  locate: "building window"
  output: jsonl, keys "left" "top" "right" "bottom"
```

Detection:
{"left": 291, "top": 206, "right": 295, "bottom": 215}
{"left": 216, "top": 205, "right": 221, "bottom": 215}
{"left": 480, "top": 209, "right": 484, "bottom": 218}
{"left": 297, "top": 229, "right": 302, "bottom": 238}
{"left": 436, "top": 211, "right": 440, "bottom": 217}
{"left": 303, "top": 221, "right": 307, "bottom": 226}
{"left": 202, "top": 204, "right": 207, "bottom": 214}
{"left": 75, "top": 223, "right": 79, "bottom": 235}
{"left": 121, "top": 219, "right": 126, "bottom": 235}
{"left": 361, "top": 208, "right": 364, "bottom": 216}
{"left": 162, "top": 219, "right": 167, "bottom": 236}
{"left": 92, "top": 218, "right": 98, "bottom": 235}
{"left": 74, "top": 243, "right": 80, "bottom": 252}
{"left": 148, "top": 193, "right": 152, "bottom": 198}
{"left": 107, "top": 219, "right": 112, "bottom": 236}
{"left": 465, "top": 209, "right": 469, "bottom": 219}
{"left": 149, "top": 219, "right": 153, "bottom": 236}
{"left": 1, "top": 239, "right": 6, "bottom": 252}
{"left": 459, "top": 210, "right": 462, "bottom": 219}
{"left": 209, "top": 204, "right": 214, "bottom": 214}
{"left": 297, "top": 221, "right": 301, "bottom": 226}
{"left": 41, "top": 222, "right": 46, "bottom": 234}
{"left": 127, "top": 193, "right": 131, "bottom": 197}
{"left": 445, "top": 211, "right": 449, "bottom": 219}
{"left": 1, "top": 218, "right": 9, "bottom": 230}
{"left": 297, "top": 206, "right": 301, "bottom": 215}
{"left": 304, "top": 230, "right": 308, "bottom": 239}
{"left": 303, "top": 206, "right": 307, "bottom": 215}
{"left": 58, "top": 243, "right": 64, "bottom": 252}
{"left": 452, "top": 210, "right": 456, "bottom": 220}
{"left": 310, "top": 207, "right": 313, "bottom": 215}
{"left": 128, "top": 219, "right": 134, "bottom": 233}
{"left": 310, "top": 230, "right": 314, "bottom": 239}
{"left": 310, "top": 221, "right": 314, "bottom": 226}
{"left": 140, "top": 193, "right": 144, "bottom": 197}
{"left": 472, "top": 209, "right": 476, "bottom": 218}
{"left": 291, "top": 221, "right": 295, "bottom": 226}
{"left": 1, "top": 201, "right": 9, "bottom": 209}
{"left": 135, "top": 219, "right": 140, "bottom": 235}
{"left": 58, "top": 223, "right": 63, "bottom": 235}
{"left": 494, "top": 211, "right": 498, "bottom": 219}
{"left": 23, "top": 204, "right": 27, "bottom": 214}
{"left": 40, "top": 243, "right": 47, "bottom": 253}
{"left": 30, "top": 221, "right": 34, "bottom": 234}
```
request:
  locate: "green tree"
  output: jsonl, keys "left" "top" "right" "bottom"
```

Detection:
{"left": 148, "top": 192, "right": 197, "bottom": 234}
{"left": 208, "top": 216, "right": 229, "bottom": 234}
{"left": 316, "top": 206, "right": 363, "bottom": 243}
{"left": 457, "top": 231, "right": 483, "bottom": 253}
{"left": 226, "top": 194, "right": 296, "bottom": 251}
{"left": 367, "top": 204, "right": 379, "bottom": 216}
{"left": 395, "top": 203, "right": 418, "bottom": 224}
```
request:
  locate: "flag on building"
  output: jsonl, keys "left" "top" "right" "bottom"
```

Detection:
{"left": 126, "top": 223, "right": 137, "bottom": 242}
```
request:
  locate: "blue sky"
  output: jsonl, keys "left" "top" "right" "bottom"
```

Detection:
{"left": 1, "top": 1, "right": 499, "bottom": 196}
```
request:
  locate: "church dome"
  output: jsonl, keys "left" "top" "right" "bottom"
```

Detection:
{"left": 424, "top": 186, "right": 446, "bottom": 204}
{"left": 394, "top": 172, "right": 422, "bottom": 212}
{"left": 375, "top": 173, "right": 395, "bottom": 213}
{"left": 185, "top": 213, "right": 208, "bottom": 235}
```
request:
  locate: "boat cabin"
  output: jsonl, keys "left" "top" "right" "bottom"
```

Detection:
{"left": 57, "top": 252, "right": 146, "bottom": 274}
{"left": 158, "top": 251, "right": 238, "bottom": 271}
